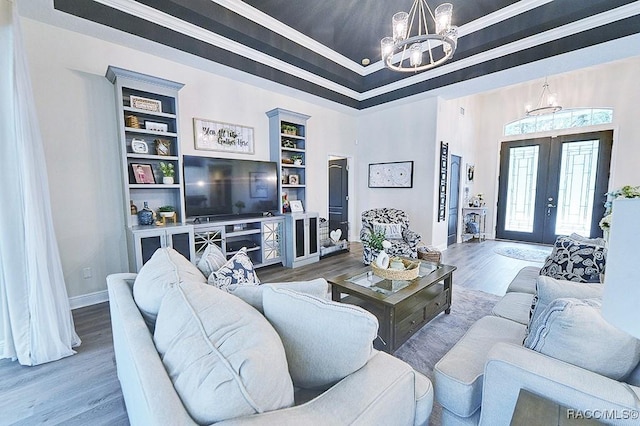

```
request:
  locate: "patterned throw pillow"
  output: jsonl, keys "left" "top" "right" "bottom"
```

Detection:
{"left": 372, "top": 222, "right": 403, "bottom": 239}
{"left": 539, "top": 235, "right": 606, "bottom": 283}
{"left": 208, "top": 248, "right": 260, "bottom": 291}
{"left": 197, "top": 243, "right": 227, "bottom": 277}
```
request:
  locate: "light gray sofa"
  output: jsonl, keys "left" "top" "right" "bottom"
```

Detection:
{"left": 107, "top": 272, "right": 433, "bottom": 425}
{"left": 434, "top": 266, "right": 640, "bottom": 425}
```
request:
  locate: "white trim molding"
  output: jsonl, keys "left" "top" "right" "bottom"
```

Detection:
{"left": 69, "top": 290, "right": 109, "bottom": 310}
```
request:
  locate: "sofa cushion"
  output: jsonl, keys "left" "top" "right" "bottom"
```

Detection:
{"left": 528, "top": 276, "right": 604, "bottom": 330}
{"left": 133, "top": 247, "right": 206, "bottom": 328}
{"left": 153, "top": 280, "right": 294, "bottom": 424}
{"left": 434, "top": 316, "right": 527, "bottom": 418}
{"left": 208, "top": 247, "right": 260, "bottom": 290}
{"left": 491, "top": 292, "right": 535, "bottom": 325}
{"left": 524, "top": 298, "right": 640, "bottom": 380}
{"left": 539, "top": 235, "right": 606, "bottom": 283}
{"left": 228, "top": 278, "right": 328, "bottom": 313}
{"left": 262, "top": 286, "right": 378, "bottom": 389}
{"left": 196, "top": 243, "right": 227, "bottom": 277}
{"left": 506, "top": 266, "right": 541, "bottom": 294}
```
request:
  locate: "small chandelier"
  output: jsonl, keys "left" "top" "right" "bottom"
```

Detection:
{"left": 381, "top": 0, "right": 458, "bottom": 73}
{"left": 525, "top": 78, "right": 562, "bottom": 116}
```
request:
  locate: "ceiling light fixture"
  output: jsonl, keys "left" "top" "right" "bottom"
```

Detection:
{"left": 381, "top": 0, "right": 457, "bottom": 73}
{"left": 525, "top": 78, "right": 562, "bottom": 116}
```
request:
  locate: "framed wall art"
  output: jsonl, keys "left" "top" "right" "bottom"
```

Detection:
{"left": 466, "top": 163, "right": 475, "bottom": 182}
{"left": 368, "top": 161, "right": 414, "bottom": 188}
{"left": 193, "top": 117, "right": 255, "bottom": 154}
{"left": 131, "top": 163, "right": 155, "bottom": 184}
{"left": 438, "top": 141, "right": 449, "bottom": 222}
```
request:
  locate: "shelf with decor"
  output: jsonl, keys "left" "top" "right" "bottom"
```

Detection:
{"left": 107, "top": 65, "right": 192, "bottom": 271}
{"left": 267, "top": 108, "right": 319, "bottom": 268}
{"left": 462, "top": 207, "right": 488, "bottom": 242}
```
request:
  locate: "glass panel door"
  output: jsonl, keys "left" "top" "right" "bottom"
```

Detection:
{"left": 497, "top": 131, "right": 612, "bottom": 244}
{"left": 554, "top": 140, "right": 600, "bottom": 236}
{"left": 504, "top": 145, "right": 539, "bottom": 233}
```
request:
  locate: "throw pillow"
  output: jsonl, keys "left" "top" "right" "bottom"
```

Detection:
{"left": 197, "top": 243, "right": 227, "bottom": 277}
{"left": 228, "top": 278, "right": 329, "bottom": 313}
{"left": 526, "top": 276, "right": 604, "bottom": 337}
{"left": 524, "top": 298, "right": 640, "bottom": 380}
{"left": 372, "top": 222, "right": 403, "bottom": 240}
{"left": 569, "top": 232, "right": 606, "bottom": 247}
{"left": 208, "top": 247, "right": 260, "bottom": 291}
{"left": 133, "top": 247, "right": 206, "bottom": 328}
{"left": 262, "top": 286, "right": 378, "bottom": 389}
{"left": 539, "top": 235, "right": 606, "bottom": 283}
{"left": 154, "top": 280, "right": 294, "bottom": 424}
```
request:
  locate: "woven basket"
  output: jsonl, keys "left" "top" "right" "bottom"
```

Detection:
{"left": 417, "top": 247, "right": 441, "bottom": 264}
{"left": 372, "top": 258, "right": 421, "bottom": 280}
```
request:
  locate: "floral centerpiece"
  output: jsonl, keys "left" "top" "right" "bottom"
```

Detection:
{"left": 599, "top": 185, "right": 640, "bottom": 231}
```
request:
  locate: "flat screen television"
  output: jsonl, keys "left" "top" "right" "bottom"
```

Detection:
{"left": 183, "top": 155, "right": 279, "bottom": 220}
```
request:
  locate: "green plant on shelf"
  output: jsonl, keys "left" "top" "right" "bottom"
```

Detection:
{"left": 158, "top": 205, "right": 175, "bottom": 212}
{"left": 159, "top": 162, "right": 175, "bottom": 177}
{"left": 281, "top": 124, "right": 298, "bottom": 135}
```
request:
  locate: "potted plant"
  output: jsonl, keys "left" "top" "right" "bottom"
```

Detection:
{"left": 235, "top": 200, "right": 245, "bottom": 214}
{"left": 159, "top": 162, "right": 175, "bottom": 184}
{"left": 291, "top": 154, "right": 303, "bottom": 165}
{"left": 281, "top": 124, "right": 297, "bottom": 135}
{"left": 157, "top": 205, "right": 175, "bottom": 218}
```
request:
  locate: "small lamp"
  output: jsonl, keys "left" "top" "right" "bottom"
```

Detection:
{"left": 602, "top": 198, "right": 640, "bottom": 338}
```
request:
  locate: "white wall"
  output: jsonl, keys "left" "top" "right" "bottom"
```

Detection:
{"left": 356, "top": 98, "right": 439, "bottom": 244}
{"left": 21, "top": 18, "right": 356, "bottom": 300}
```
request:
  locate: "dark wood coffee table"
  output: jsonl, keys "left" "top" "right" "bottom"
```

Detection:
{"left": 329, "top": 262, "right": 456, "bottom": 353}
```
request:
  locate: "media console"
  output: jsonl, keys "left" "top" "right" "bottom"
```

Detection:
{"left": 191, "top": 215, "right": 285, "bottom": 269}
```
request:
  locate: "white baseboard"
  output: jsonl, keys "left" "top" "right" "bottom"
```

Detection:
{"left": 69, "top": 290, "right": 109, "bottom": 310}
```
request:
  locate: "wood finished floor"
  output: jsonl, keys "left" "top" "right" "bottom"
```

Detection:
{"left": 0, "top": 239, "right": 546, "bottom": 425}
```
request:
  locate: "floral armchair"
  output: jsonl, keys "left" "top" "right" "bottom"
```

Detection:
{"left": 360, "top": 208, "right": 421, "bottom": 265}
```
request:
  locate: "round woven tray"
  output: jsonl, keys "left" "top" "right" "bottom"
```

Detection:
{"left": 372, "top": 258, "right": 421, "bottom": 280}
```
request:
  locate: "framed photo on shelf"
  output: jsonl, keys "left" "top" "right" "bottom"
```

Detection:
{"left": 368, "top": 161, "right": 413, "bottom": 188}
{"left": 288, "top": 174, "right": 300, "bottom": 185}
{"left": 131, "top": 163, "right": 155, "bottom": 184}
{"left": 193, "top": 117, "right": 255, "bottom": 154}
{"left": 130, "top": 95, "right": 162, "bottom": 112}
{"left": 289, "top": 200, "right": 304, "bottom": 213}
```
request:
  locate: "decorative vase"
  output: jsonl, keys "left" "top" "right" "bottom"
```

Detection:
{"left": 375, "top": 250, "right": 390, "bottom": 269}
{"left": 163, "top": 176, "right": 174, "bottom": 185}
{"left": 294, "top": 159, "right": 303, "bottom": 165}
{"left": 130, "top": 200, "right": 138, "bottom": 215}
{"left": 137, "top": 201, "right": 154, "bottom": 226}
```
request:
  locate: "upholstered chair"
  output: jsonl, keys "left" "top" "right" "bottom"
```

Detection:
{"left": 360, "top": 208, "right": 421, "bottom": 265}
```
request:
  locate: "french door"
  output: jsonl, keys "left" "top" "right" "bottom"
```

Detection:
{"left": 496, "top": 131, "right": 612, "bottom": 244}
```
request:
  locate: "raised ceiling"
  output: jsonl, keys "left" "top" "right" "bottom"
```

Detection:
{"left": 46, "top": 0, "right": 640, "bottom": 109}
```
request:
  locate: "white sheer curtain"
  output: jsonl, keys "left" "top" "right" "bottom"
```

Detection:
{"left": 0, "top": 0, "right": 80, "bottom": 365}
